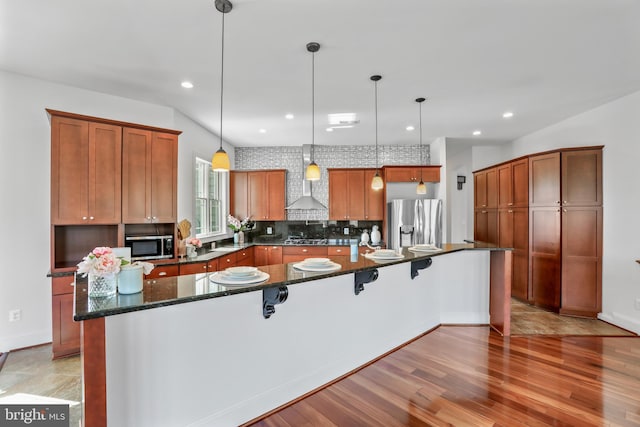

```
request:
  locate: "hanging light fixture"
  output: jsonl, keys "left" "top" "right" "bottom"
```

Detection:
{"left": 370, "top": 75, "right": 384, "bottom": 191}
{"left": 305, "top": 42, "right": 321, "bottom": 181}
{"left": 211, "top": 0, "right": 232, "bottom": 172}
{"left": 415, "top": 97, "right": 427, "bottom": 195}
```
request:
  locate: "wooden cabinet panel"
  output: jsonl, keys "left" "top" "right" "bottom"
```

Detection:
{"left": 144, "top": 264, "right": 179, "bottom": 279}
{"left": 51, "top": 117, "right": 122, "bottom": 225}
{"left": 52, "top": 293, "right": 81, "bottom": 359}
{"left": 144, "top": 277, "right": 177, "bottom": 302}
{"left": 206, "top": 259, "right": 219, "bottom": 272}
{"left": 474, "top": 209, "right": 497, "bottom": 244}
{"left": 529, "top": 207, "right": 561, "bottom": 311}
{"left": 235, "top": 248, "right": 254, "bottom": 266}
{"left": 328, "top": 246, "right": 349, "bottom": 256}
{"left": 230, "top": 171, "right": 249, "bottom": 220}
{"left": 235, "top": 170, "right": 286, "bottom": 221}
{"left": 511, "top": 208, "right": 529, "bottom": 302}
{"left": 486, "top": 168, "right": 498, "bottom": 208}
{"left": 179, "top": 262, "right": 208, "bottom": 275}
{"left": 474, "top": 172, "right": 487, "bottom": 209}
{"left": 560, "top": 207, "right": 602, "bottom": 316}
{"left": 561, "top": 149, "right": 602, "bottom": 207}
{"left": 52, "top": 275, "right": 80, "bottom": 359}
{"left": 329, "top": 170, "right": 349, "bottom": 220}
{"left": 529, "top": 152, "right": 560, "bottom": 207}
{"left": 255, "top": 246, "right": 283, "bottom": 266}
{"left": 282, "top": 246, "right": 328, "bottom": 263}
{"left": 218, "top": 252, "right": 238, "bottom": 268}
{"left": 328, "top": 169, "right": 367, "bottom": 220}
{"left": 497, "top": 164, "right": 513, "bottom": 209}
{"left": 364, "top": 169, "right": 384, "bottom": 220}
{"left": 498, "top": 209, "right": 514, "bottom": 247}
{"left": 122, "top": 128, "right": 177, "bottom": 223}
{"left": 383, "top": 166, "right": 441, "bottom": 182}
{"left": 512, "top": 158, "right": 529, "bottom": 207}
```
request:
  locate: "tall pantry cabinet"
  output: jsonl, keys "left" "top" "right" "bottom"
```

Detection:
{"left": 474, "top": 146, "right": 603, "bottom": 318}
{"left": 48, "top": 109, "right": 180, "bottom": 358}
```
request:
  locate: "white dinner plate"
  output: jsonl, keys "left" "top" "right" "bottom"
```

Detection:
{"left": 218, "top": 271, "right": 261, "bottom": 281}
{"left": 302, "top": 257, "right": 331, "bottom": 265}
{"left": 292, "top": 261, "right": 342, "bottom": 272}
{"left": 364, "top": 252, "right": 405, "bottom": 261}
{"left": 224, "top": 266, "right": 259, "bottom": 277}
{"left": 210, "top": 271, "right": 270, "bottom": 287}
{"left": 408, "top": 245, "right": 441, "bottom": 252}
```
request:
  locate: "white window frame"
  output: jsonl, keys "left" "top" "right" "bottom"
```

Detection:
{"left": 194, "top": 156, "right": 228, "bottom": 239}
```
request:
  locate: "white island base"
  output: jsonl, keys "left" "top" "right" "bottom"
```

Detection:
{"left": 80, "top": 249, "right": 510, "bottom": 427}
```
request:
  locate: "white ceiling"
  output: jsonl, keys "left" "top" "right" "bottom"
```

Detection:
{"left": 2, "top": 0, "right": 640, "bottom": 148}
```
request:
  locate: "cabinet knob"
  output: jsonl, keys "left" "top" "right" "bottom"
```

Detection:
{"left": 563, "top": 200, "right": 568, "bottom": 205}
{"left": 556, "top": 201, "right": 561, "bottom": 204}
{"left": 508, "top": 210, "right": 513, "bottom": 213}
{"left": 89, "top": 216, "right": 94, "bottom": 220}
{"left": 563, "top": 208, "right": 567, "bottom": 213}
{"left": 508, "top": 203, "right": 513, "bottom": 206}
{"left": 203, "top": 265, "right": 207, "bottom": 269}
{"left": 82, "top": 216, "right": 87, "bottom": 220}
{"left": 302, "top": 249, "right": 308, "bottom": 253}
{"left": 336, "top": 249, "right": 342, "bottom": 253}
{"left": 482, "top": 204, "right": 487, "bottom": 208}
{"left": 481, "top": 210, "right": 487, "bottom": 214}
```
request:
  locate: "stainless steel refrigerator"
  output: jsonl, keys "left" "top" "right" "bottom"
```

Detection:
{"left": 387, "top": 199, "right": 442, "bottom": 250}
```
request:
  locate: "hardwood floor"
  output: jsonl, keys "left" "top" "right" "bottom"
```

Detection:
{"left": 510, "top": 298, "right": 635, "bottom": 336}
{"left": 249, "top": 326, "right": 640, "bottom": 426}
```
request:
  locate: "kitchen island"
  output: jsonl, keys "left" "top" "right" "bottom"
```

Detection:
{"left": 75, "top": 243, "right": 511, "bottom": 427}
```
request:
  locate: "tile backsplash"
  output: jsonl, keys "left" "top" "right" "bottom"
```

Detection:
{"left": 235, "top": 144, "right": 430, "bottom": 221}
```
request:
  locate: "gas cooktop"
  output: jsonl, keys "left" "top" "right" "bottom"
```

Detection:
{"left": 283, "top": 238, "right": 328, "bottom": 245}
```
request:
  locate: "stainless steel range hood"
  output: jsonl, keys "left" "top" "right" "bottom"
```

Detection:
{"left": 285, "top": 144, "right": 327, "bottom": 210}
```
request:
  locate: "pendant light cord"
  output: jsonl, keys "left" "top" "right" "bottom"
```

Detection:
{"left": 311, "top": 50, "right": 315, "bottom": 163}
{"left": 374, "top": 79, "right": 379, "bottom": 170}
{"left": 219, "top": 9, "right": 225, "bottom": 150}
{"left": 419, "top": 100, "right": 423, "bottom": 181}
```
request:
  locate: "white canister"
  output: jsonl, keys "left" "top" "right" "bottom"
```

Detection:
{"left": 118, "top": 264, "right": 144, "bottom": 294}
{"left": 371, "top": 225, "right": 381, "bottom": 245}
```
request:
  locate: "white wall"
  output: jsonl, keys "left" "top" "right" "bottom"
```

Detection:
{"left": 509, "top": 90, "right": 640, "bottom": 333}
{"left": 0, "top": 70, "right": 225, "bottom": 351}
{"left": 445, "top": 142, "right": 474, "bottom": 243}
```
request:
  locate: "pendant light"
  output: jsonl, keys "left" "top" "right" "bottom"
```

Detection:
{"left": 211, "top": 0, "right": 232, "bottom": 172}
{"left": 416, "top": 97, "right": 427, "bottom": 195}
{"left": 370, "top": 75, "right": 384, "bottom": 191}
{"left": 305, "top": 42, "right": 321, "bottom": 181}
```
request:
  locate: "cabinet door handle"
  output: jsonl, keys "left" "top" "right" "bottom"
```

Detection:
{"left": 481, "top": 210, "right": 487, "bottom": 214}
{"left": 508, "top": 203, "right": 513, "bottom": 206}
{"left": 508, "top": 210, "right": 513, "bottom": 213}
{"left": 302, "top": 249, "right": 308, "bottom": 253}
{"left": 159, "top": 272, "right": 167, "bottom": 276}
{"left": 336, "top": 249, "right": 342, "bottom": 253}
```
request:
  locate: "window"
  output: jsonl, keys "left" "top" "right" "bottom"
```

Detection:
{"left": 194, "top": 157, "right": 227, "bottom": 238}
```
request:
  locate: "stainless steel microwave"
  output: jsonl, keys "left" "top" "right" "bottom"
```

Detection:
{"left": 124, "top": 235, "right": 174, "bottom": 260}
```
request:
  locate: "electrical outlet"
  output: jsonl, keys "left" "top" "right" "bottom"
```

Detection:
{"left": 9, "top": 309, "right": 21, "bottom": 322}
{"left": 266, "top": 226, "right": 273, "bottom": 235}
{"left": 635, "top": 298, "right": 640, "bottom": 311}
{"left": 343, "top": 227, "right": 350, "bottom": 235}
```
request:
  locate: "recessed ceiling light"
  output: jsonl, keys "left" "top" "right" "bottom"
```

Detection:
{"left": 181, "top": 81, "right": 194, "bottom": 89}
{"left": 473, "top": 130, "right": 482, "bottom": 136}
{"left": 406, "top": 125, "right": 415, "bottom": 131}
{"left": 502, "top": 111, "right": 514, "bottom": 119}
{"left": 285, "top": 113, "right": 294, "bottom": 120}
{"left": 259, "top": 129, "right": 267, "bottom": 134}
{"left": 326, "top": 127, "right": 334, "bottom": 132}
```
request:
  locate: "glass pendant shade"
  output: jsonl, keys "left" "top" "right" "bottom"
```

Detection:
{"left": 306, "top": 161, "right": 321, "bottom": 181}
{"left": 371, "top": 171, "right": 384, "bottom": 190}
{"left": 211, "top": 148, "right": 230, "bottom": 171}
{"left": 416, "top": 180, "right": 427, "bottom": 195}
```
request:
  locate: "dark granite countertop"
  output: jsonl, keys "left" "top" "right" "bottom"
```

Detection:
{"left": 74, "top": 242, "right": 509, "bottom": 321}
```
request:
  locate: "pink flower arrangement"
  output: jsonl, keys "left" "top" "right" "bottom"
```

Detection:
{"left": 77, "top": 247, "right": 129, "bottom": 277}
{"left": 186, "top": 237, "right": 202, "bottom": 248}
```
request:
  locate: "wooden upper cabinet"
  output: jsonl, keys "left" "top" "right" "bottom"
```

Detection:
{"left": 529, "top": 152, "right": 560, "bottom": 207}
{"left": 561, "top": 149, "right": 602, "bottom": 207}
{"left": 51, "top": 116, "right": 122, "bottom": 224}
{"left": 239, "top": 170, "right": 286, "bottom": 221}
{"left": 328, "top": 169, "right": 366, "bottom": 220}
{"left": 497, "top": 163, "right": 513, "bottom": 209}
{"left": 511, "top": 158, "right": 529, "bottom": 207}
{"left": 384, "top": 166, "right": 440, "bottom": 183}
{"left": 122, "top": 128, "right": 177, "bottom": 223}
{"left": 364, "top": 169, "right": 384, "bottom": 220}
{"left": 474, "top": 167, "right": 497, "bottom": 209}
{"left": 230, "top": 171, "right": 249, "bottom": 220}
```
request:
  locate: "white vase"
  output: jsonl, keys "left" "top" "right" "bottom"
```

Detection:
{"left": 371, "top": 225, "right": 381, "bottom": 245}
{"left": 88, "top": 272, "right": 117, "bottom": 298}
{"left": 118, "top": 264, "right": 143, "bottom": 294}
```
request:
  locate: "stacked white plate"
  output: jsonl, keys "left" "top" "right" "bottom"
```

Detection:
{"left": 364, "top": 249, "right": 404, "bottom": 261}
{"left": 408, "top": 244, "right": 441, "bottom": 252}
{"left": 293, "top": 257, "right": 341, "bottom": 272}
{"left": 210, "top": 266, "right": 270, "bottom": 287}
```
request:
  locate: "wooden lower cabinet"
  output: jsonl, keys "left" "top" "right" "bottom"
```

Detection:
{"left": 529, "top": 207, "right": 561, "bottom": 311}
{"left": 254, "top": 246, "right": 283, "bottom": 266}
{"left": 179, "top": 262, "right": 208, "bottom": 275}
{"left": 282, "top": 246, "right": 328, "bottom": 264}
{"left": 474, "top": 209, "right": 498, "bottom": 244}
{"left": 499, "top": 208, "right": 529, "bottom": 302}
{"left": 560, "top": 207, "right": 602, "bottom": 317}
{"left": 145, "top": 264, "right": 179, "bottom": 279}
{"left": 51, "top": 276, "right": 80, "bottom": 359}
